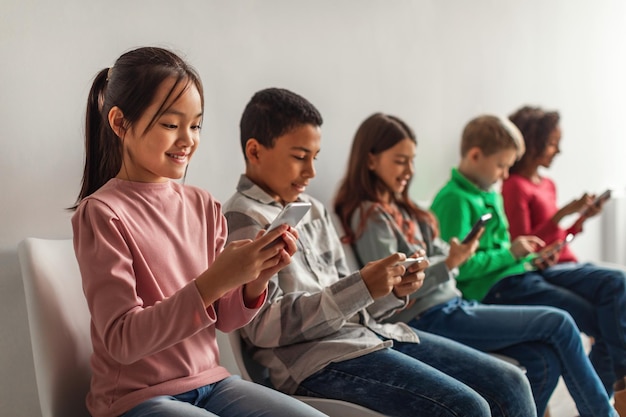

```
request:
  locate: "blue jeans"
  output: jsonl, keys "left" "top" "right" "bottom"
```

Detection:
{"left": 482, "top": 262, "right": 626, "bottom": 396}
{"left": 408, "top": 297, "right": 614, "bottom": 417}
{"left": 296, "top": 330, "right": 536, "bottom": 417}
{"left": 122, "top": 375, "right": 326, "bottom": 417}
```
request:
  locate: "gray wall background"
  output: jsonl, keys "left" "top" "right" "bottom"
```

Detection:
{"left": 2, "top": 1, "right": 625, "bottom": 415}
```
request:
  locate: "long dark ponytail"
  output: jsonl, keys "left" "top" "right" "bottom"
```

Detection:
{"left": 72, "top": 47, "right": 204, "bottom": 209}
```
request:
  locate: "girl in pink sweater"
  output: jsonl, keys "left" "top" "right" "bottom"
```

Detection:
{"left": 71, "top": 47, "right": 325, "bottom": 417}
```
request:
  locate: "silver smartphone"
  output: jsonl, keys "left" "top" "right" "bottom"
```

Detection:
{"left": 397, "top": 257, "right": 427, "bottom": 267}
{"left": 264, "top": 202, "right": 312, "bottom": 249}
{"left": 266, "top": 202, "right": 312, "bottom": 231}
{"left": 553, "top": 233, "right": 575, "bottom": 252}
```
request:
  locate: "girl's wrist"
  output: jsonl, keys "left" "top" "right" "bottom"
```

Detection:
{"left": 243, "top": 282, "right": 266, "bottom": 308}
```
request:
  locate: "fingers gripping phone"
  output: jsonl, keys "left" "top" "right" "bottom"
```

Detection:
{"left": 533, "top": 233, "right": 574, "bottom": 268}
{"left": 397, "top": 257, "right": 427, "bottom": 268}
{"left": 264, "top": 201, "right": 312, "bottom": 249}
{"left": 462, "top": 213, "right": 492, "bottom": 244}
{"left": 582, "top": 189, "right": 611, "bottom": 216}
{"left": 396, "top": 256, "right": 427, "bottom": 277}
{"left": 552, "top": 233, "right": 574, "bottom": 253}
{"left": 594, "top": 189, "right": 612, "bottom": 206}
{"left": 266, "top": 201, "right": 312, "bottom": 231}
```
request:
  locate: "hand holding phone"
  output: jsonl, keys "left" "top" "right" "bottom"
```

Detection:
{"left": 593, "top": 189, "right": 612, "bottom": 206}
{"left": 397, "top": 257, "right": 427, "bottom": 268}
{"left": 264, "top": 202, "right": 311, "bottom": 249}
{"left": 581, "top": 189, "right": 611, "bottom": 217}
{"left": 266, "top": 202, "right": 312, "bottom": 231}
{"left": 553, "top": 233, "right": 574, "bottom": 252}
{"left": 462, "top": 213, "right": 492, "bottom": 244}
{"left": 532, "top": 233, "right": 573, "bottom": 269}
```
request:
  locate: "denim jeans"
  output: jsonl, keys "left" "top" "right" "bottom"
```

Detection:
{"left": 408, "top": 297, "right": 614, "bottom": 417}
{"left": 122, "top": 375, "right": 327, "bottom": 417}
{"left": 482, "top": 262, "right": 626, "bottom": 396}
{"left": 296, "top": 330, "right": 536, "bottom": 417}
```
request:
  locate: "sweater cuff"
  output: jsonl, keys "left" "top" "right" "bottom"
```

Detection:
{"left": 243, "top": 287, "right": 267, "bottom": 309}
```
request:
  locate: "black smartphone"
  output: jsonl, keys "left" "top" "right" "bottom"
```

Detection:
{"left": 533, "top": 233, "right": 574, "bottom": 268}
{"left": 582, "top": 189, "right": 611, "bottom": 216}
{"left": 594, "top": 189, "right": 612, "bottom": 206}
{"left": 462, "top": 213, "right": 492, "bottom": 244}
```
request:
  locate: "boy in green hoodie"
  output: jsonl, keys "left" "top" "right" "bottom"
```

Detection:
{"left": 431, "top": 114, "right": 626, "bottom": 410}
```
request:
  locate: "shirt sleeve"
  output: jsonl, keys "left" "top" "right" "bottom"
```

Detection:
{"left": 72, "top": 199, "right": 217, "bottom": 365}
{"left": 502, "top": 177, "right": 564, "bottom": 242}
{"left": 225, "top": 209, "right": 378, "bottom": 348}
{"left": 352, "top": 206, "right": 452, "bottom": 299}
{"left": 432, "top": 191, "right": 520, "bottom": 283}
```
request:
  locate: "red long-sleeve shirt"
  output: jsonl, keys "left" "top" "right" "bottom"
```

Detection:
{"left": 502, "top": 174, "right": 578, "bottom": 263}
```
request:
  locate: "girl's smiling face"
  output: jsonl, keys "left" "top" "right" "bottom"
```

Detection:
{"left": 112, "top": 77, "right": 203, "bottom": 183}
{"left": 368, "top": 137, "right": 416, "bottom": 202}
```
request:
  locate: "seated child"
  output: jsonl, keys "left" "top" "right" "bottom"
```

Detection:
{"left": 503, "top": 105, "right": 626, "bottom": 411}
{"left": 503, "top": 106, "right": 606, "bottom": 262}
{"left": 430, "top": 113, "right": 625, "bottom": 415}
{"left": 333, "top": 112, "right": 615, "bottom": 417}
{"left": 223, "top": 88, "right": 539, "bottom": 417}
{"left": 71, "top": 47, "right": 324, "bottom": 417}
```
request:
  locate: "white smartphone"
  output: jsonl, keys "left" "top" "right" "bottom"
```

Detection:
{"left": 263, "top": 202, "right": 312, "bottom": 249}
{"left": 462, "top": 213, "right": 492, "bottom": 244}
{"left": 553, "top": 233, "right": 575, "bottom": 252}
{"left": 397, "top": 256, "right": 427, "bottom": 267}
{"left": 266, "top": 201, "right": 312, "bottom": 232}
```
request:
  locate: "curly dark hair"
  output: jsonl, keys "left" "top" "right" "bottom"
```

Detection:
{"left": 509, "top": 106, "right": 560, "bottom": 174}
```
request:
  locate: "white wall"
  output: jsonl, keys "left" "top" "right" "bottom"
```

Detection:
{"left": 2, "top": 1, "right": 625, "bottom": 415}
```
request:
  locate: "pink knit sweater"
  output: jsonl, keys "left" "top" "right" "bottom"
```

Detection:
{"left": 72, "top": 179, "right": 263, "bottom": 417}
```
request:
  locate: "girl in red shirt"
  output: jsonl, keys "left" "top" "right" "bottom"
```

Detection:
{"left": 503, "top": 105, "right": 626, "bottom": 414}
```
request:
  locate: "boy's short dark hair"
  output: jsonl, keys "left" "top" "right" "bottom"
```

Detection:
{"left": 239, "top": 88, "right": 323, "bottom": 159}
{"left": 461, "top": 114, "right": 525, "bottom": 158}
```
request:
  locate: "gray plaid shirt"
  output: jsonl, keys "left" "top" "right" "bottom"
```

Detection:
{"left": 222, "top": 175, "right": 419, "bottom": 394}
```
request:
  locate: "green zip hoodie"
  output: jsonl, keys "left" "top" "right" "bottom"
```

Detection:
{"left": 431, "top": 168, "right": 533, "bottom": 301}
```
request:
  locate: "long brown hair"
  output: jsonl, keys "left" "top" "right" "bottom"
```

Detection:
{"left": 334, "top": 113, "right": 437, "bottom": 243}
{"left": 71, "top": 46, "right": 204, "bottom": 209}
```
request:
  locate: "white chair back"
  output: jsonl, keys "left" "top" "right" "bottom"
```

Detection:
{"left": 18, "top": 238, "right": 91, "bottom": 417}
